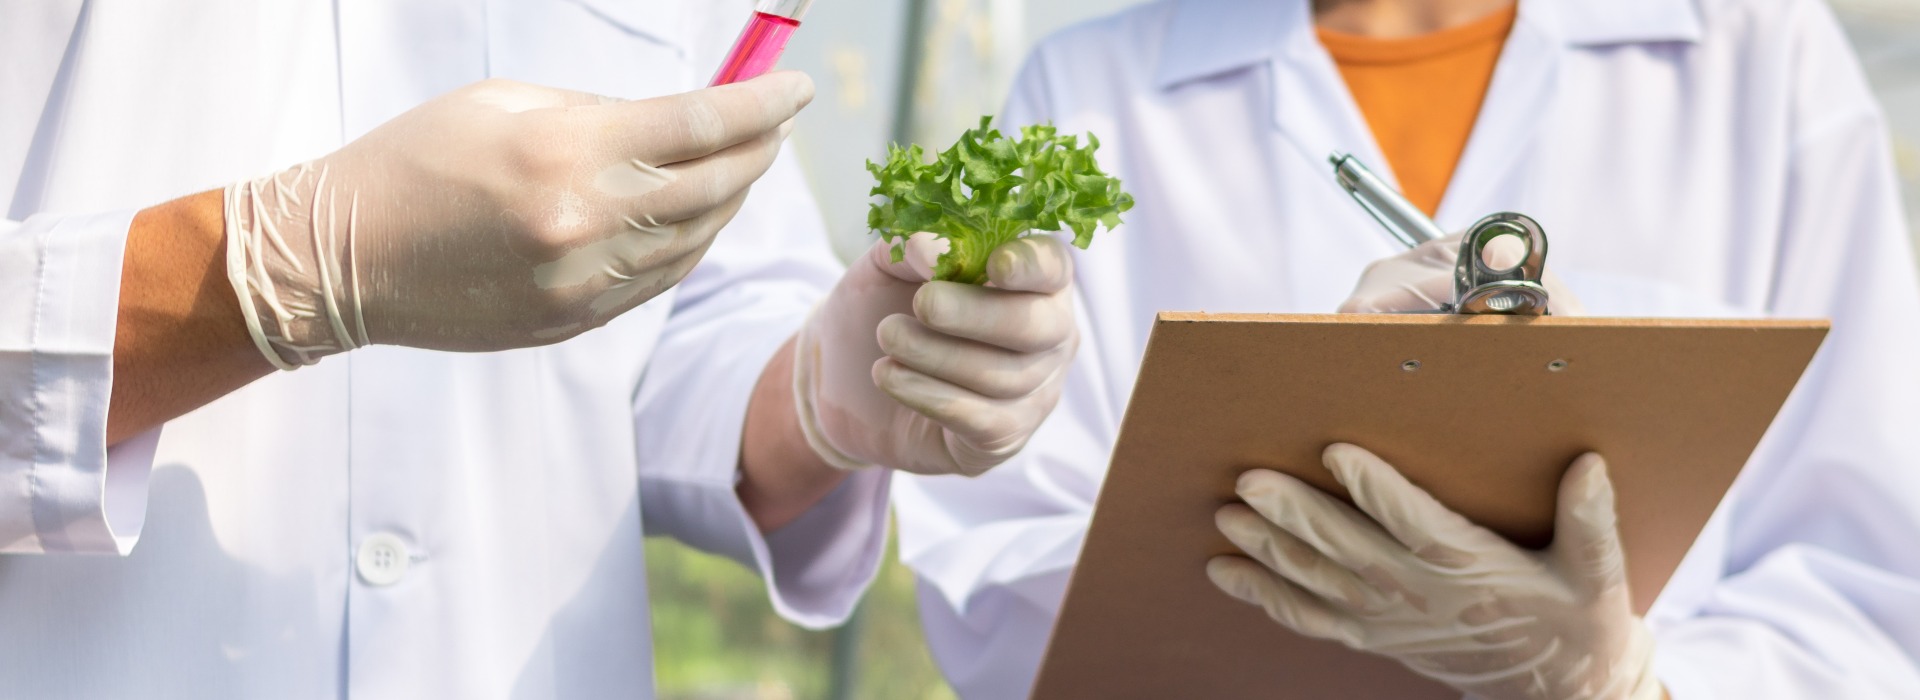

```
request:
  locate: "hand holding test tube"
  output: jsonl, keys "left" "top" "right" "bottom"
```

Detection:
{"left": 712, "top": 0, "right": 816, "bottom": 86}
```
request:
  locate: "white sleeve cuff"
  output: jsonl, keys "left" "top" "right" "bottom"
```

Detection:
{"left": 102, "top": 427, "right": 158, "bottom": 552}
{"left": 636, "top": 328, "right": 891, "bottom": 628}
{"left": 758, "top": 467, "right": 892, "bottom": 627}
{"left": 0, "top": 209, "right": 157, "bottom": 555}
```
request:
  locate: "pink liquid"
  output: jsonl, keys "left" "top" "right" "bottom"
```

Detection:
{"left": 709, "top": 12, "right": 801, "bottom": 86}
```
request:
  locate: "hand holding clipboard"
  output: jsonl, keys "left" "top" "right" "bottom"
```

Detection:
{"left": 1027, "top": 156, "right": 1826, "bottom": 699}
{"left": 1194, "top": 155, "right": 1658, "bottom": 700}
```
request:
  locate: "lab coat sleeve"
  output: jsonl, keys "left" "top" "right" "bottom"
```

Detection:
{"left": 893, "top": 47, "right": 1108, "bottom": 699}
{"left": 0, "top": 210, "right": 159, "bottom": 555}
{"left": 631, "top": 147, "right": 891, "bottom": 629}
{"left": 1647, "top": 7, "right": 1920, "bottom": 697}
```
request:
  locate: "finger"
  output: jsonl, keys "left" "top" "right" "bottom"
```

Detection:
{"left": 635, "top": 121, "right": 789, "bottom": 224}
{"left": 872, "top": 358, "right": 1044, "bottom": 457}
{"left": 1542, "top": 270, "right": 1588, "bottom": 316}
{"left": 582, "top": 230, "right": 715, "bottom": 324}
{"left": 866, "top": 233, "right": 949, "bottom": 284}
{"left": 1321, "top": 444, "right": 1512, "bottom": 570}
{"left": 1480, "top": 233, "right": 1526, "bottom": 270}
{"left": 913, "top": 282, "right": 1075, "bottom": 353}
{"left": 530, "top": 184, "right": 745, "bottom": 302}
{"left": 1356, "top": 598, "right": 1535, "bottom": 660}
{"left": 1206, "top": 556, "right": 1369, "bottom": 650}
{"left": 1379, "top": 598, "right": 1556, "bottom": 678}
{"left": 1337, "top": 235, "right": 1458, "bottom": 313}
{"left": 607, "top": 71, "right": 814, "bottom": 166}
{"left": 939, "top": 427, "right": 1025, "bottom": 477}
{"left": 985, "top": 235, "right": 1075, "bottom": 294}
{"left": 1337, "top": 268, "right": 1453, "bottom": 313}
{"left": 1551, "top": 453, "right": 1629, "bottom": 592}
{"left": 572, "top": 190, "right": 746, "bottom": 315}
{"left": 1215, "top": 504, "right": 1386, "bottom": 614}
{"left": 1233, "top": 469, "right": 1411, "bottom": 581}
{"left": 1451, "top": 600, "right": 1537, "bottom": 649}
{"left": 1389, "top": 637, "right": 1548, "bottom": 677}
{"left": 840, "top": 239, "right": 942, "bottom": 315}
{"left": 876, "top": 314, "right": 1071, "bottom": 399}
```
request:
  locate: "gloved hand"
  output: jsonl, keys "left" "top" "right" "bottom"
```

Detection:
{"left": 793, "top": 233, "right": 1078, "bottom": 476}
{"left": 1339, "top": 232, "right": 1585, "bottom": 315}
{"left": 1207, "top": 444, "right": 1662, "bottom": 700}
{"left": 225, "top": 73, "right": 814, "bottom": 369}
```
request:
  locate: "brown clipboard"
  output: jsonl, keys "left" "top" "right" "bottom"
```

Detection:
{"left": 1029, "top": 312, "right": 1827, "bottom": 700}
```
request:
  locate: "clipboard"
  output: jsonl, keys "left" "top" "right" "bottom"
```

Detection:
{"left": 1029, "top": 312, "right": 1827, "bottom": 699}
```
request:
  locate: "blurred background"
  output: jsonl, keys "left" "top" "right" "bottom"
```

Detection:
{"left": 650, "top": 1, "right": 1920, "bottom": 698}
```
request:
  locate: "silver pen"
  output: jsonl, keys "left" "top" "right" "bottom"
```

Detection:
{"left": 1329, "top": 152, "right": 1447, "bottom": 248}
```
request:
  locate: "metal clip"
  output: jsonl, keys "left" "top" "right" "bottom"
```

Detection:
{"left": 1452, "top": 212, "right": 1550, "bottom": 315}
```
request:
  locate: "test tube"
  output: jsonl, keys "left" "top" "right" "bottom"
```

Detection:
{"left": 709, "top": 0, "right": 816, "bottom": 86}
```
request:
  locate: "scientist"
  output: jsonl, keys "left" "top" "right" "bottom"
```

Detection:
{"left": 896, "top": 0, "right": 1920, "bottom": 697}
{"left": 0, "top": 1, "right": 1078, "bottom": 696}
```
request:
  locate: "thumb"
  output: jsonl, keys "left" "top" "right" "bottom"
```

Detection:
{"left": 1551, "top": 453, "right": 1629, "bottom": 594}
{"left": 594, "top": 71, "right": 814, "bottom": 166}
{"left": 867, "top": 233, "right": 947, "bottom": 284}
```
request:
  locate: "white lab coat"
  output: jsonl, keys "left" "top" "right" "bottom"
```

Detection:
{"left": 0, "top": 1, "right": 889, "bottom": 698}
{"left": 895, "top": 0, "right": 1920, "bottom": 697}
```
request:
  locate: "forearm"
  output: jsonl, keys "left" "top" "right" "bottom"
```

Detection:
{"left": 738, "top": 334, "right": 850, "bottom": 532}
{"left": 108, "top": 189, "right": 272, "bottom": 444}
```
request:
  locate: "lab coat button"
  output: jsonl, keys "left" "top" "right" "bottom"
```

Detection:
{"left": 356, "top": 533, "right": 410, "bottom": 586}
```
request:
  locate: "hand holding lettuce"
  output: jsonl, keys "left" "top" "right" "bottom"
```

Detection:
{"left": 789, "top": 117, "right": 1128, "bottom": 476}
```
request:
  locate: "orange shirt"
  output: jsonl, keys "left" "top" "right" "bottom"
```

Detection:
{"left": 1317, "top": 6, "right": 1517, "bottom": 217}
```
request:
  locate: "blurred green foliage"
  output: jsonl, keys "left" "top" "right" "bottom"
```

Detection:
{"left": 647, "top": 527, "right": 958, "bottom": 700}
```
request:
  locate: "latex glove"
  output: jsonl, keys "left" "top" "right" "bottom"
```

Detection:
{"left": 225, "top": 73, "right": 813, "bottom": 369}
{"left": 1339, "top": 233, "right": 1586, "bottom": 315}
{"left": 793, "top": 233, "right": 1078, "bottom": 476}
{"left": 1207, "top": 445, "right": 1661, "bottom": 700}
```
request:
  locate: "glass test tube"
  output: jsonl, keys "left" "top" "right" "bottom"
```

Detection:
{"left": 709, "top": 0, "right": 816, "bottom": 86}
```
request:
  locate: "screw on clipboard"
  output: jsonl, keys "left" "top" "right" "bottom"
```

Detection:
{"left": 1329, "top": 152, "right": 1552, "bottom": 316}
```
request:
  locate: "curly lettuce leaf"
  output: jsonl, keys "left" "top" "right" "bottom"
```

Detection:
{"left": 866, "top": 116, "right": 1134, "bottom": 285}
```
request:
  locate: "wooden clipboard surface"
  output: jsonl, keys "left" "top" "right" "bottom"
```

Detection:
{"left": 1031, "top": 313, "right": 1827, "bottom": 699}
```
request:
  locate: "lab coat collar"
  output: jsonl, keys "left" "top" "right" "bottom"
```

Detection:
{"left": 1154, "top": 0, "right": 1703, "bottom": 90}
{"left": 1153, "top": 0, "right": 1292, "bottom": 89}
{"left": 566, "top": 0, "right": 686, "bottom": 53}
{"left": 1529, "top": 0, "right": 1704, "bottom": 46}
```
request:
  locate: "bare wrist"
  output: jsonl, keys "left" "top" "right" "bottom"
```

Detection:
{"left": 110, "top": 190, "right": 273, "bottom": 444}
{"left": 738, "top": 335, "right": 851, "bottom": 532}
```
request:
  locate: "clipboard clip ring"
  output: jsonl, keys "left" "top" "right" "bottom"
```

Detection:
{"left": 1451, "top": 213, "right": 1551, "bottom": 316}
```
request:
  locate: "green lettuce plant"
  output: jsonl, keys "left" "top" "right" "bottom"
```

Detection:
{"left": 866, "top": 116, "right": 1133, "bottom": 284}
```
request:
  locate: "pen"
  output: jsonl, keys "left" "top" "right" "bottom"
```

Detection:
{"left": 1329, "top": 152, "right": 1448, "bottom": 249}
